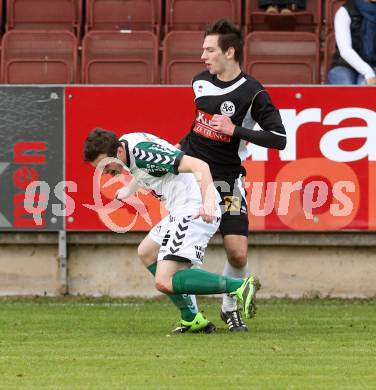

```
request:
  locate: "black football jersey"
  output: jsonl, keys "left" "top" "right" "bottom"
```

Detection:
{"left": 180, "top": 70, "right": 285, "bottom": 180}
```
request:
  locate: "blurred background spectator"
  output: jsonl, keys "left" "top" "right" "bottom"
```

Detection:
{"left": 259, "top": 0, "right": 307, "bottom": 14}
{"left": 328, "top": 0, "right": 376, "bottom": 85}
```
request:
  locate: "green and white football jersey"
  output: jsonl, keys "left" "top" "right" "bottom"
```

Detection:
{"left": 119, "top": 132, "right": 207, "bottom": 214}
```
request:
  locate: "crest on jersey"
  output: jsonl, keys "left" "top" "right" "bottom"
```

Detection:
{"left": 220, "top": 101, "right": 235, "bottom": 117}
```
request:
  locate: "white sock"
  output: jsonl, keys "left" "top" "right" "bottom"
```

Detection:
{"left": 222, "top": 261, "right": 248, "bottom": 312}
{"left": 189, "top": 294, "right": 198, "bottom": 313}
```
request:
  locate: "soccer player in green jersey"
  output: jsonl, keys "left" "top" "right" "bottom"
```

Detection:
{"left": 84, "top": 128, "right": 260, "bottom": 333}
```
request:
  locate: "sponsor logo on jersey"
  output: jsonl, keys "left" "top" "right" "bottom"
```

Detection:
{"left": 193, "top": 110, "right": 231, "bottom": 143}
{"left": 162, "top": 230, "right": 171, "bottom": 247}
{"left": 224, "top": 196, "right": 241, "bottom": 212}
{"left": 195, "top": 245, "right": 204, "bottom": 261}
{"left": 220, "top": 101, "right": 235, "bottom": 117}
{"left": 148, "top": 143, "right": 177, "bottom": 155}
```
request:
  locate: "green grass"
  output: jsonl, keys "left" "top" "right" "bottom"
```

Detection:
{"left": 0, "top": 297, "right": 376, "bottom": 389}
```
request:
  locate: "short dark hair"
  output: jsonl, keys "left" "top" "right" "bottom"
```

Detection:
{"left": 83, "top": 128, "right": 122, "bottom": 162}
{"left": 205, "top": 19, "right": 244, "bottom": 64}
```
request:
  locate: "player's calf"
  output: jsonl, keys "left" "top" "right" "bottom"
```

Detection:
{"left": 154, "top": 276, "right": 173, "bottom": 294}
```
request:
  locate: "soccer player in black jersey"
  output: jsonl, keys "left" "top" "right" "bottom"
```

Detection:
{"left": 178, "top": 19, "right": 287, "bottom": 332}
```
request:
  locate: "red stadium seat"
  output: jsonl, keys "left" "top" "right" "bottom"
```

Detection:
{"left": 166, "top": 0, "right": 241, "bottom": 32}
{"left": 245, "top": 0, "right": 322, "bottom": 35}
{"left": 0, "top": 0, "right": 3, "bottom": 32}
{"left": 162, "top": 31, "right": 205, "bottom": 84}
{"left": 1, "top": 30, "right": 78, "bottom": 84}
{"left": 323, "top": 32, "right": 337, "bottom": 83}
{"left": 244, "top": 31, "right": 320, "bottom": 85}
{"left": 85, "top": 0, "right": 161, "bottom": 37}
{"left": 325, "top": 0, "right": 345, "bottom": 35}
{"left": 82, "top": 31, "right": 159, "bottom": 84}
{"left": 6, "top": 0, "right": 82, "bottom": 35}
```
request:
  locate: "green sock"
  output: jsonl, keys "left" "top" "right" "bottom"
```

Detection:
{"left": 147, "top": 262, "right": 196, "bottom": 322}
{"left": 172, "top": 268, "right": 243, "bottom": 295}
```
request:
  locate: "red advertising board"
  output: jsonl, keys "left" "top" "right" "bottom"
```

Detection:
{"left": 65, "top": 86, "right": 376, "bottom": 231}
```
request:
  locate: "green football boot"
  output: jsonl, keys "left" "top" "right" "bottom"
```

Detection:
{"left": 172, "top": 312, "right": 216, "bottom": 334}
{"left": 230, "top": 276, "right": 261, "bottom": 319}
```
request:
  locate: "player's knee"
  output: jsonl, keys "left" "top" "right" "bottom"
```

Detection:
{"left": 137, "top": 244, "right": 155, "bottom": 265}
{"left": 227, "top": 249, "right": 248, "bottom": 268}
{"left": 137, "top": 244, "right": 147, "bottom": 261}
{"left": 154, "top": 276, "right": 172, "bottom": 294}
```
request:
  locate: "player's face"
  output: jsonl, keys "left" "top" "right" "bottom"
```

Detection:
{"left": 201, "top": 34, "right": 230, "bottom": 75}
{"left": 91, "top": 148, "right": 125, "bottom": 176}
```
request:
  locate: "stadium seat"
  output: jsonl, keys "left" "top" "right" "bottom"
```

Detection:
{"left": 245, "top": 0, "right": 322, "bottom": 35}
{"left": 0, "top": 0, "right": 3, "bottom": 32}
{"left": 166, "top": 0, "right": 241, "bottom": 32}
{"left": 162, "top": 31, "right": 205, "bottom": 84}
{"left": 323, "top": 32, "right": 337, "bottom": 83}
{"left": 85, "top": 0, "right": 161, "bottom": 37}
{"left": 244, "top": 31, "right": 320, "bottom": 84}
{"left": 81, "top": 31, "right": 159, "bottom": 84}
{"left": 325, "top": 0, "right": 345, "bottom": 35}
{"left": 1, "top": 30, "right": 78, "bottom": 84}
{"left": 6, "top": 0, "right": 82, "bottom": 35}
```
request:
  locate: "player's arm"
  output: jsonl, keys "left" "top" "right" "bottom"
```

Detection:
{"left": 129, "top": 141, "right": 217, "bottom": 223}
{"left": 334, "top": 7, "right": 375, "bottom": 83}
{"left": 211, "top": 91, "right": 286, "bottom": 150}
{"left": 115, "top": 177, "right": 140, "bottom": 201}
{"left": 238, "top": 90, "right": 286, "bottom": 149}
{"left": 178, "top": 155, "right": 216, "bottom": 223}
{"left": 114, "top": 177, "right": 150, "bottom": 219}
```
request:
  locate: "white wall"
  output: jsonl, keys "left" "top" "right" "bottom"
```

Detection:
{"left": 0, "top": 232, "right": 375, "bottom": 298}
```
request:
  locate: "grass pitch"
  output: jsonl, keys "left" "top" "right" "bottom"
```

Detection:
{"left": 0, "top": 296, "right": 375, "bottom": 389}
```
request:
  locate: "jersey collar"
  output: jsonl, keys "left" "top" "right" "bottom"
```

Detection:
{"left": 213, "top": 71, "right": 244, "bottom": 88}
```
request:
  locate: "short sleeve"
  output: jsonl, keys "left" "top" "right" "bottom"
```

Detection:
{"left": 132, "top": 141, "right": 184, "bottom": 175}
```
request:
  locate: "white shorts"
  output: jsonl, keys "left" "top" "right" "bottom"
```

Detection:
{"left": 148, "top": 212, "right": 221, "bottom": 266}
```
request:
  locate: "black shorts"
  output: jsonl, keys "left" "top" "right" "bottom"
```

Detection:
{"left": 214, "top": 174, "right": 249, "bottom": 237}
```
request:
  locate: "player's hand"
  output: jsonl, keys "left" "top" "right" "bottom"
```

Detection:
{"left": 174, "top": 143, "right": 182, "bottom": 149}
{"left": 211, "top": 114, "right": 235, "bottom": 136}
{"left": 115, "top": 187, "right": 130, "bottom": 201}
{"left": 195, "top": 203, "right": 217, "bottom": 223}
{"left": 366, "top": 77, "right": 376, "bottom": 85}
